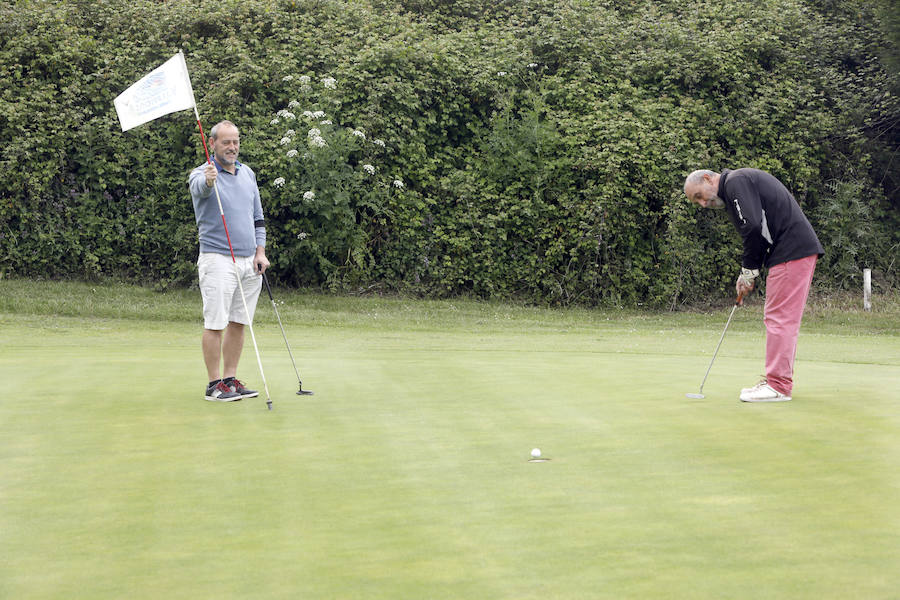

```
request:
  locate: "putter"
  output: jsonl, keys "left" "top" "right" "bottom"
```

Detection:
{"left": 686, "top": 294, "right": 743, "bottom": 399}
{"left": 261, "top": 271, "right": 314, "bottom": 396}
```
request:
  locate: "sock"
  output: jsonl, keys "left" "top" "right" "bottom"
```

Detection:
{"left": 208, "top": 379, "right": 222, "bottom": 388}
{"left": 223, "top": 376, "right": 235, "bottom": 384}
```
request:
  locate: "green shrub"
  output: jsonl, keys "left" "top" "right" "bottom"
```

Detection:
{"left": 1, "top": 0, "right": 896, "bottom": 304}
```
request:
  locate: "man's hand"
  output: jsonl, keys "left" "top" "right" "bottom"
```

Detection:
{"left": 736, "top": 267, "right": 759, "bottom": 305}
{"left": 254, "top": 247, "right": 270, "bottom": 274}
{"left": 204, "top": 163, "right": 217, "bottom": 188}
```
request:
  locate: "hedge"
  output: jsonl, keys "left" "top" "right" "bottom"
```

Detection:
{"left": 1, "top": 0, "right": 897, "bottom": 306}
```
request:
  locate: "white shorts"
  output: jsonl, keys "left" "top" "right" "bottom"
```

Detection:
{"left": 197, "top": 253, "right": 263, "bottom": 330}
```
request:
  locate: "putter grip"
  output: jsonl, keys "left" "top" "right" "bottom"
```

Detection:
{"left": 262, "top": 272, "right": 275, "bottom": 301}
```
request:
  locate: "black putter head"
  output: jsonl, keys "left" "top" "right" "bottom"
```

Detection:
{"left": 297, "top": 386, "right": 314, "bottom": 396}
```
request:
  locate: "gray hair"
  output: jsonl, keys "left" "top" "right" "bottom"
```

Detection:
{"left": 209, "top": 120, "right": 238, "bottom": 141}
{"left": 685, "top": 169, "right": 717, "bottom": 185}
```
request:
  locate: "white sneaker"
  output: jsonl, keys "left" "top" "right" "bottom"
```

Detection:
{"left": 740, "top": 384, "right": 791, "bottom": 403}
{"left": 741, "top": 378, "right": 768, "bottom": 395}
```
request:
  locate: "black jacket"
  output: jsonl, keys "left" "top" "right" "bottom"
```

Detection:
{"left": 718, "top": 168, "right": 824, "bottom": 270}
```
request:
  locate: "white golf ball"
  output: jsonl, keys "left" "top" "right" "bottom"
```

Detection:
{"left": 531, "top": 448, "right": 541, "bottom": 458}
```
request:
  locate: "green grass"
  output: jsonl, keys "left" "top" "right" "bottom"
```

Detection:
{"left": 1, "top": 279, "right": 898, "bottom": 599}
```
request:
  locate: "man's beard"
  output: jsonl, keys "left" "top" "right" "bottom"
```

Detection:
{"left": 217, "top": 149, "right": 238, "bottom": 165}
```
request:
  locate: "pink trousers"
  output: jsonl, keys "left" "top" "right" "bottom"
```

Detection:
{"left": 764, "top": 254, "right": 818, "bottom": 395}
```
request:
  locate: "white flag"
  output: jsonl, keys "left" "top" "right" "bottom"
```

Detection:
{"left": 114, "top": 51, "right": 196, "bottom": 131}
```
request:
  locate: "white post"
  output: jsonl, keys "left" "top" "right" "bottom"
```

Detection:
{"left": 863, "top": 268, "right": 872, "bottom": 312}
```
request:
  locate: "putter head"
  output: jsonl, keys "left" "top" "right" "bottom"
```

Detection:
{"left": 685, "top": 393, "right": 705, "bottom": 399}
{"left": 297, "top": 387, "right": 314, "bottom": 396}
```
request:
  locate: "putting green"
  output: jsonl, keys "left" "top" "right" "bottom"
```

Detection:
{"left": 1, "top": 281, "right": 898, "bottom": 599}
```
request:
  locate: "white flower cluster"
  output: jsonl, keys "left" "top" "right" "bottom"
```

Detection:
{"left": 283, "top": 74, "right": 334, "bottom": 89}
{"left": 297, "top": 232, "right": 309, "bottom": 240}
{"left": 307, "top": 127, "right": 326, "bottom": 147}
{"left": 270, "top": 74, "right": 405, "bottom": 201}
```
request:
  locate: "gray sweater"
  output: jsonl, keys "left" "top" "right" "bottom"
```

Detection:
{"left": 188, "top": 159, "right": 266, "bottom": 257}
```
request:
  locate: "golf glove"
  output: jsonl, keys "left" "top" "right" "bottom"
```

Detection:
{"left": 736, "top": 267, "right": 759, "bottom": 303}
{"left": 737, "top": 267, "right": 759, "bottom": 287}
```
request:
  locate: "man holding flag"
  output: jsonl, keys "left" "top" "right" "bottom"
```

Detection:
{"left": 116, "top": 51, "right": 276, "bottom": 408}
{"left": 189, "top": 120, "right": 269, "bottom": 402}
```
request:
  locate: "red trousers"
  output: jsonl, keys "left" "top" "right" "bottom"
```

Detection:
{"left": 764, "top": 254, "right": 818, "bottom": 395}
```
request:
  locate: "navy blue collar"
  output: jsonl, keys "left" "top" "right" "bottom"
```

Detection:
{"left": 212, "top": 156, "right": 242, "bottom": 174}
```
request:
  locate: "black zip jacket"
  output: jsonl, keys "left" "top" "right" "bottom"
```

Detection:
{"left": 718, "top": 168, "right": 824, "bottom": 270}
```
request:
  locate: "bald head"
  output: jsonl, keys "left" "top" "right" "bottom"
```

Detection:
{"left": 684, "top": 169, "right": 723, "bottom": 209}
{"left": 209, "top": 120, "right": 239, "bottom": 141}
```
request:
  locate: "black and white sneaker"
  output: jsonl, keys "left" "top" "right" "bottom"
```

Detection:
{"left": 205, "top": 380, "right": 242, "bottom": 402}
{"left": 225, "top": 377, "right": 259, "bottom": 399}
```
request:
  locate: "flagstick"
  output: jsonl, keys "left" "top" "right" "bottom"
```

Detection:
{"left": 194, "top": 106, "right": 273, "bottom": 411}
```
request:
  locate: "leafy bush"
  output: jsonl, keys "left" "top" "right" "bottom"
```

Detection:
{"left": 260, "top": 74, "right": 402, "bottom": 288}
{"left": 1, "top": 0, "right": 896, "bottom": 304}
{"left": 812, "top": 180, "right": 893, "bottom": 290}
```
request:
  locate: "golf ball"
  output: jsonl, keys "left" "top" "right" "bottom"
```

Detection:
{"left": 531, "top": 448, "right": 541, "bottom": 458}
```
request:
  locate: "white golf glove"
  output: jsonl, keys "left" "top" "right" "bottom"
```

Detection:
{"left": 736, "top": 267, "right": 759, "bottom": 303}
{"left": 737, "top": 267, "right": 759, "bottom": 287}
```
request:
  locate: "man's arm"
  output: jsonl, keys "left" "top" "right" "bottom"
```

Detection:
{"left": 251, "top": 173, "right": 268, "bottom": 273}
{"left": 254, "top": 246, "right": 270, "bottom": 274}
{"left": 188, "top": 163, "right": 217, "bottom": 199}
{"left": 725, "top": 174, "right": 767, "bottom": 271}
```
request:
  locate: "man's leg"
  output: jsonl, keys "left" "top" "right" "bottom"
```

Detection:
{"left": 202, "top": 328, "right": 224, "bottom": 382}
{"left": 764, "top": 255, "right": 817, "bottom": 396}
{"left": 222, "top": 256, "right": 262, "bottom": 380}
{"left": 222, "top": 321, "right": 245, "bottom": 380}
{"left": 197, "top": 253, "right": 244, "bottom": 402}
{"left": 199, "top": 252, "right": 237, "bottom": 383}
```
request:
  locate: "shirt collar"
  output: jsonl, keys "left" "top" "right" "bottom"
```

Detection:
{"left": 718, "top": 169, "right": 731, "bottom": 199}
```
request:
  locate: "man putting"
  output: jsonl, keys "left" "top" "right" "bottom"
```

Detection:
{"left": 189, "top": 120, "right": 269, "bottom": 402}
{"left": 684, "top": 168, "right": 824, "bottom": 402}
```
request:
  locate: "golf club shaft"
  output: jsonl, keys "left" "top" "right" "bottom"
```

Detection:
{"left": 697, "top": 302, "right": 738, "bottom": 394}
{"left": 262, "top": 272, "right": 303, "bottom": 385}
